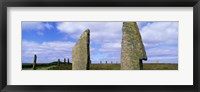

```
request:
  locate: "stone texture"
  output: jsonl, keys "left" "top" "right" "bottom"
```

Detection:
{"left": 72, "top": 29, "right": 90, "bottom": 70}
{"left": 121, "top": 22, "right": 147, "bottom": 70}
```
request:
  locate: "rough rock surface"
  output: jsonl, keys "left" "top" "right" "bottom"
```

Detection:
{"left": 121, "top": 22, "right": 147, "bottom": 70}
{"left": 72, "top": 29, "right": 90, "bottom": 70}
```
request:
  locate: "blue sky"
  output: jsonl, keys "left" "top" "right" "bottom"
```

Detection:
{"left": 22, "top": 22, "right": 178, "bottom": 64}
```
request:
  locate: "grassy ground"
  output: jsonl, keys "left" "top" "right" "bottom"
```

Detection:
{"left": 22, "top": 63, "right": 178, "bottom": 70}
{"left": 48, "top": 64, "right": 72, "bottom": 70}
{"left": 143, "top": 63, "right": 178, "bottom": 70}
{"left": 90, "top": 64, "right": 120, "bottom": 70}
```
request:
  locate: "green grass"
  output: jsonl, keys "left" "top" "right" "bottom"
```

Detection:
{"left": 48, "top": 64, "right": 72, "bottom": 70}
{"left": 22, "top": 62, "right": 72, "bottom": 70}
{"left": 22, "top": 63, "right": 178, "bottom": 70}
{"left": 90, "top": 64, "right": 120, "bottom": 70}
{"left": 143, "top": 63, "right": 178, "bottom": 70}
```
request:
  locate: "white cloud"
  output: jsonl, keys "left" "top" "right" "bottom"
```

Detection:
{"left": 37, "top": 31, "right": 44, "bottom": 36}
{"left": 139, "top": 22, "right": 178, "bottom": 48}
{"left": 22, "top": 22, "right": 45, "bottom": 30}
{"left": 22, "top": 40, "right": 75, "bottom": 63}
{"left": 56, "top": 22, "right": 178, "bottom": 63}
{"left": 90, "top": 47, "right": 96, "bottom": 52}
{"left": 22, "top": 22, "right": 54, "bottom": 36}
{"left": 99, "top": 42, "right": 121, "bottom": 52}
{"left": 56, "top": 22, "right": 122, "bottom": 43}
{"left": 138, "top": 22, "right": 178, "bottom": 63}
{"left": 44, "top": 22, "right": 54, "bottom": 30}
{"left": 147, "top": 47, "right": 178, "bottom": 57}
{"left": 22, "top": 22, "right": 178, "bottom": 63}
{"left": 57, "top": 22, "right": 86, "bottom": 34}
{"left": 56, "top": 22, "right": 123, "bottom": 63}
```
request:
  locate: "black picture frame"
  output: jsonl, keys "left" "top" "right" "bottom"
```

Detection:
{"left": 0, "top": 0, "right": 199, "bottom": 92}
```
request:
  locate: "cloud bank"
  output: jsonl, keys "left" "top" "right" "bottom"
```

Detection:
{"left": 22, "top": 21, "right": 178, "bottom": 63}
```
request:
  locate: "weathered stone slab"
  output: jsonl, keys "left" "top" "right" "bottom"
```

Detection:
{"left": 121, "top": 22, "right": 147, "bottom": 70}
{"left": 72, "top": 29, "right": 90, "bottom": 70}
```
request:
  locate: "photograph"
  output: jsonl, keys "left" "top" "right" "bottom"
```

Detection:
{"left": 22, "top": 21, "right": 178, "bottom": 70}
{"left": 1, "top": 0, "right": 198, "bottom": 91}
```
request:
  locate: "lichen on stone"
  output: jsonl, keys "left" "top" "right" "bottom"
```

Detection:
{"left": 72, "top": 29, "right": 90, "bottom": 70}
{"left": 121, "top": 22, "right": 147, "bottom": 70}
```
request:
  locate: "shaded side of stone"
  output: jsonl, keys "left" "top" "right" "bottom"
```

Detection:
{"left": 72, "top": 29, "right": 90, "bottom": 70}
{"left": 121, "top": 22, "right": 147, "bottom": 70}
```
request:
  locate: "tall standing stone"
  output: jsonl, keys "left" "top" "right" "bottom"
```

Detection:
{"left": 72, "top": 29, "right": 90, "bottom": 70}
{"left": 32, "top": 54, "right": 37, "bottom": 70}
{"left": 121, "top": 22, "right": 147, "bottom": 70}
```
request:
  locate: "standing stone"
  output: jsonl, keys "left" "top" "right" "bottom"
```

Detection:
{"left": 32, "top": 54, "right": 37, "bottom": 70}
{"left": 121, "top": 22, "right": 147, "bottom": 70}
{"left": 72, "top": 29, "right": 90, "bottom": 70}
{"left": 67, "top": 58, "right": 70, "bottom": 64}
{"left": 64, "top": 58, "right": 66, "bottom": 64}
{"left": 58, "top": 59, "right": 60, "bottom": 66}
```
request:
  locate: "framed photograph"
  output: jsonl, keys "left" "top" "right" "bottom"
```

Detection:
{"left": 0, "top": 0, "right": 199, "bottom": 92}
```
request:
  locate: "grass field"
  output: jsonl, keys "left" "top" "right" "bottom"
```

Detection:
{"left": 22, "top": 63, "right": 178, "bottom": 70}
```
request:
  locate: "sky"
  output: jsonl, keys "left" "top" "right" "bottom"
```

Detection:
{"left": 22, "top": 22, "right": 178, "bottom": 64}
